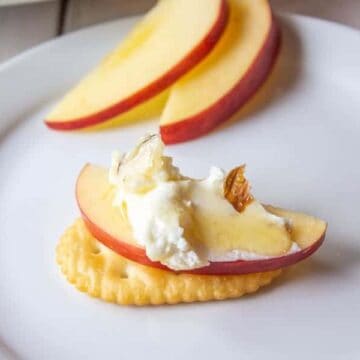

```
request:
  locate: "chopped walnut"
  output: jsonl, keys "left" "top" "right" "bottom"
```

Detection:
{"left": 224, "top": 165, "right": 253, "bottom": 212}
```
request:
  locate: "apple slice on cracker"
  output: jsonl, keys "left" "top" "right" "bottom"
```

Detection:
{"left": 76, "top": 164, "right": 326, "bottom": 276}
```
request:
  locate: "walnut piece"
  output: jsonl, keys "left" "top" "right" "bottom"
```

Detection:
{"left": 224, "top": 165, "right": 253, "bottom": 212}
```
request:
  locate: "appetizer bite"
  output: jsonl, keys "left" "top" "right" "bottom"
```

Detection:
{"left": 57, "top": 135, "right": 326, "bottom": 305}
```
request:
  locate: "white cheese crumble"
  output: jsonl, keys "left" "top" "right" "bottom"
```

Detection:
{"left": 109, "top": 134, "right": 296, "bottom": 271}
{"left": 109, "top": 134, "right": 208, "bottom": 270}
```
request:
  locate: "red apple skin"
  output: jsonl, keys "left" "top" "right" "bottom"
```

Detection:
{"left": 160, "top": 14, "right": 281, "bottom": 145}
{"left": 80, "top": 206, "right": 326, "bottom": 276}
{"left": 45, "top": 0, "right": 229, "bottom": 131}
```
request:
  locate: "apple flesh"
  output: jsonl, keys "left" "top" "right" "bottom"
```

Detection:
{"left": 76, "top": 164, "right": 326, "bottom": 275}
{"left": 45, "top": 0, "right": 228, "bottom": 130}
{"left": 160, "top": 0, "right": 280, "bottom": 144}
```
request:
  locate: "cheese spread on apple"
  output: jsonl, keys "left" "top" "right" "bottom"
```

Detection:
{"left": 109, "top": 134, "right": 299, "bottom": 271}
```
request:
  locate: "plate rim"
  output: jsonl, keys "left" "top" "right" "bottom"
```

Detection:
{"left": 1, "top": 11, "right": 359, "bottom": 75}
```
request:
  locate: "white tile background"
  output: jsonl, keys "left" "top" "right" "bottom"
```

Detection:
{"left": 0, "top": 0, "right": 359, "bottom": 63}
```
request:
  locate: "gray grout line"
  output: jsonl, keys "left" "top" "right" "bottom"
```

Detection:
{"left": 56, "top": 0, "right": 69, "bottom": 35}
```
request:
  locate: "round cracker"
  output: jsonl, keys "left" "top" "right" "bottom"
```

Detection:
{"left": 56, "top": 219, "right": 282, "bottom": 305}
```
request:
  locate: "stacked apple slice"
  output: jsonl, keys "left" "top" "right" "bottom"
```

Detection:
{"left": 160, "top": 0, "right": 279, "bottom": 143}
{"left": 76, "top": 164, "right": 326, "bottom": 275}
{"left": 46, "top": 0, "right": 228, "bottom": 130}
{"left": 46, "top": 0, "right": 280, "bottom": 143}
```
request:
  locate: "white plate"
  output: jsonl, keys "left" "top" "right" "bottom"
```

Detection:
{"left": 1, "top": 14, "right": 360, "bottom": 360}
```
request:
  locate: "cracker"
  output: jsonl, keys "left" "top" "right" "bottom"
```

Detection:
{"left": 56, "top": 219, "right": 282, "bottom": 306}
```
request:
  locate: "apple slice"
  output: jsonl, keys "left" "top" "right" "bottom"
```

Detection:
{"left": 45, "top": 0, "right": 228, "bottom": 130}
{"left": 76, "top": 164, "right": 327, "bottom": 275}
{"left": 160, "top": 0, "right": 280, "bottom": 144}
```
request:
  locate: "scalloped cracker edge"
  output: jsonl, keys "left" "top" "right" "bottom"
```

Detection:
{"left": 56, "top": 219, "right": 282, "bottom": 306}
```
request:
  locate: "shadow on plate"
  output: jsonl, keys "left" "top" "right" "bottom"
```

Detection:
{"left": 0, "top": 336, "right": 21, "bottom": 360}
{"left": 249, "top": 234, "right": 360, "bottom": 299}
{"left": 216, "top": 16, "right": 304, "bottom": 133}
